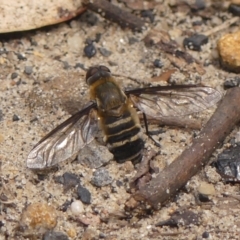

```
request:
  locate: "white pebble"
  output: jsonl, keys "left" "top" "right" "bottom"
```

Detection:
{"left": 70, "top": 200, "right": 84, "bottom": 215}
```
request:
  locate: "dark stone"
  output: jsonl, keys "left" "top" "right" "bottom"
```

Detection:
{"left": 214, "top": 145, "right": 240, "bottom": 182}
{"left": 116, "top": 180, "right": 123, "bottom": 187}
{"left": 99, "top": 48, "right": 112, "bottom": 57}
{"left": 80, "top": 11, "right": 98, "bottom": 26}
{"left": 62, "top": 61, "right": 70, "bottom": 69}
{"left": 224, "top": 76, "right": 240, "bottom": 89}
{"left": 54, "top": 172, "right": 80, "bottom": 190}
{"left": 128, "top": 37, "right": 138, "bottom": 45}
{"left": 17, "top": 53, "right": 27, "bottom": 60}
{"left": 74, "top": 63, "right": 85, "bottom": 70}
{"left": 0, "top": 110, "right": 3, "bottom": 121}
{"left": 91, "top": 168, "right": 113, "bottom": 187}
{"left": 95, "top": 33, "right": 102, "bottom": 43}
{"left": 153, "top": 59, "right": 163, "bottom": 68}
{"left": 12, "top": 114, "right": 20, "bottom": 121}
{"left": 141, "top": 10, "right": 155, "bottom": 23}
{"left": 77, "top": 185, "right": 91, "bottom": 204}
{"left": 0, "top": 221, "right": 4, "bottom": 228}
{"left": 229, "top": 4, "right": 240, "bottom": 16}
{"left": 183, "top": 34, "right": 208, "bottom": 51}
{"left": 62, "top": 172, "right": 80, "bottom": 190}
{"left": 11, "top": 72, "right": 18, "bottom": 79}
{"left": 191, "top": 0, "right": 206, "bottom": 11}
{"left": 202, "top": 231, "right": 210, "bottom": 238}
{"left": 59, "top": 199, "right": 73, "bottom": 212}
{"left": 198, "top": 193, "right": 210, "bottom": 202}
{"left": 192, "top": 20, "right": 203, "bottom": 26}
{"left": 99, "top": 233, "right": 106, "bottom": 238}
{"left": 84, "top": 42, "right": 96, "bottom": 58}
{"left": 24, "top": 66, "right": 33, "bottom": 75}
{"left": 42, "top": 231, "right": 69, "bottom": 240}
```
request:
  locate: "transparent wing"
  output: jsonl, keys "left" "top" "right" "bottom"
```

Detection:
{"left": 27, "top": 102, "right": 98, "bottom": 169}
{"left": 127, "top": 85, "right": 222, "bottom": 118}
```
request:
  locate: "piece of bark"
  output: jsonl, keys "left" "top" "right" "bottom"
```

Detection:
{"left": 83, "top": 0, "right": 145, "bottom": 31}
{"left": 139, "top": 115, "right": 202, "bottom": 130}
{"left": 134, "top": 87, "right": 240, "bottom": 209}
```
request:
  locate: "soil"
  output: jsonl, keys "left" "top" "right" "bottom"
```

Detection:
{"left": 0, "top": 1, "right": 240, "bottom": 239}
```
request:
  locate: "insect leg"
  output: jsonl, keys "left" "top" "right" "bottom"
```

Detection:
{"left": 142, "top": 113, "right": 160, "bottom": 147}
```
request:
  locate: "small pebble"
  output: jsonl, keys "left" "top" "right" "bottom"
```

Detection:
{"left": 24, "top": 66, "right": 33, "bottom": 75}
{"left": 183, "top": 34, "right": 208, "bottom": 51}
{"left": 12, "top": 114, "right": 20, "bottom": 121}
{"left": 62, "top": 61, "right": 70, "bottom": 69}
{"left": 77, "top": 185, "right": 91, "bottom": 204}
{"left": 224, "top": 76, "right": 240, "bottom": 89}
{"left": 70, "top": 200, "right": 84, "bottom": 215}
{"left": 91, "top": 168, "right": 113, "bottom": 187}
{"left": 74, "top": 63, "right": 85, "bottom": 69}
{"left": 42, "top": 231, "right": 69, "bottom": 240}
{"left": 95, "top": 33, "right": 101, "bottom": 43}
{"left": 0, "top": 110, "right": 3, "bottom": 121}
{"left": 202, "top": 231, "right": 210, "bottom": 238}
{"left": 198, "top": 182, "right": 215, "bottom": 196}
{"left": 78, "top": 143, "right": 112, "bottom": 169}
{"left": 153, "top": 59, "right": 163, "bottom": 68}
{"left": 80, "top": 11, "right": 98, "bottom": 26}
{"left": 84, "top": 41, "right": 96, "bottom": 58}
{"left": 229, "top": 4, "right": 240, "bottom": 16}
{"left": 215, "top": 145, "right": 240, "bottom": 181}
{"left": 11, "top": 72, "right": 18, "bottom": 79}
{"left": 17, "top": 53, "right": 27, "bottom": 60}
{"left": 191, "top": 0, "right": 206, "bottom": 10}
{"left": 59, "top": 200, "right": 72, "bottom": 212}
{"left": 21, "top": 203, "right": 57, "bottom": 230}
{"left": 62, "top": 172, "right": 80, "bottom": 190}
{"left": 0, "top": 221, "right": 4, "bottom": 228}
{"left": 141, "top": 10, "right": 155, "bottom": 23}
{"left": 218, "top": 31, "right": 240, "bottom": 72}
{"left": 128, "top": 37, "right": 138, "bottom": 45}
{"left": 99, "top": 48, "right": 112, "bottom": 57}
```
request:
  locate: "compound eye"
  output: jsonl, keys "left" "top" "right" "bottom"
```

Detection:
{"left": 86, "top": 66, "right": 99, "bottom": 81}
{"left": 99, "top": 65, "right": 111, "bottom": 73}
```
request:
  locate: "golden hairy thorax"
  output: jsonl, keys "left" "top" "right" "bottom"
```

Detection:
{"left": 89, "top": 76, "right": 127, "bottom": 116}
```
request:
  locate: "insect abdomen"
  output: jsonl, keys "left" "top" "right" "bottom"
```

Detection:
{"left": 101, "top": 109, "right": 144, "bottom": 164}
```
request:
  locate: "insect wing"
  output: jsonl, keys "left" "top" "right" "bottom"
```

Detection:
{"left": 27, "top": 102, "right": 98, "bottom": 169}
{"left": 128, "top": 86, "right": 222, "bottom": 118}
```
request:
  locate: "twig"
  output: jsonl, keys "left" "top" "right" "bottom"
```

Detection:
{"left": 134, "top": 87, "right": 240, "bottom": 209}
{"left": 204, "top": 17, "right": 239, "bottom": 37}
{"left": 83, "top": 0, "right": 145, "bottom": 31}
{"left": 139, "top": 115, "right": 202, "bottom": 130}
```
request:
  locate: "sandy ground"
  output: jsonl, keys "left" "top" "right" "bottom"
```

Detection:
{"left": 1, "top": 1, "right": 240, "bottom": 239}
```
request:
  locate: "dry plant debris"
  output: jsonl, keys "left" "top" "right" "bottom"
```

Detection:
{"left": 1, "top": 0, "right": 240, "bottom": 239}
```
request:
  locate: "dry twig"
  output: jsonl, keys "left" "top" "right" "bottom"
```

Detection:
{"left": 134, "top": 87, "right": 240, "bottom": 209}
{"left": 83, "top": 0, "right": 145, "bottom": 31}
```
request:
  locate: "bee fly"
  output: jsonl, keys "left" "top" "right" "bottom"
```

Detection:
{"left": 27, "top": 65, "right": 222, "bottom": 169}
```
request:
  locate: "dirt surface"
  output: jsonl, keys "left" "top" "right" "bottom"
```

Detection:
{"left": 1, "top": 1, "right": 240, "bottom": 239}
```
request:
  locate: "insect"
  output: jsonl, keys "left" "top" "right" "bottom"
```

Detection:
{"left": 27, "top": 65, "right": 222, "bottom": 169}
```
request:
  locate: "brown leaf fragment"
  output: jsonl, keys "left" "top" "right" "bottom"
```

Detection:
{"left": 150, "top": 69, "right": 176, "bottom": 83}
{"left": 130, "top": 149, "right": 157, "bottom": 188}
{"left": 134, "top": 87, "right": 240, "bottom": 209}
{"left": 83, "top": 0, "right": 145, "bottom": 31}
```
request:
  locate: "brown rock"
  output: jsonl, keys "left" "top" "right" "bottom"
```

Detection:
{"left": 21, "top": 202, "right": 57, "bottom": 231}
{"left": 218, "top": 31, "right": 240, "bottom": 72}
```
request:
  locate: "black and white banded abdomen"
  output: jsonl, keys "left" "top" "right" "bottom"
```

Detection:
{"left": 100, "top": 109, "right": 144, "bottom": 164}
